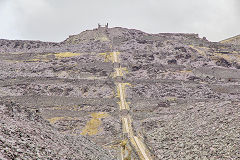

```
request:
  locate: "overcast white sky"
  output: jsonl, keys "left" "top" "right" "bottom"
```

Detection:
{"left": 0, "top": 0, "right": 239, "bottom": 42}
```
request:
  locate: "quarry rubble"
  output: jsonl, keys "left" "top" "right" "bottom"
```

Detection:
{"left": 0, "top": 26, "right": 240, "bottom": 159}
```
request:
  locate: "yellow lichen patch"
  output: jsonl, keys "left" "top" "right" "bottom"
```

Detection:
{"left": 213, "top": 53, "right": 231, "bottom": 60}
{"left": 212, "top": 52, "right": 240, "bottom": 63}
{"left": 113, "top": 67, "right": 128, "bottom": 77}
{"left": 189, "top": 45, "right": 207, "bottom": 57}
{"left": 97, "top": 36, "right": 110, "bottom": 42}
{"left": 166, "top": 97, "right": 176, "bottom": 102}
{"left": 47, "top": 116, "right": 76, "bottom": 124}
{"left": 53, "top": 52, "right": 81, "bottom": 58}
{"left": 10, "top": 58, "right": 49, "bottom": 63}
{"left": 220, "top": 35, "right": 240, "bottom": 44}
{"left": 99, "top": 52, "right": 120, "bottom": 63}
{"left": 57, "top": 71, "right": 69, "bottom": 78}
{"left": 190, "top": 45, "right": 240, "bottom": 63}
{"left": 9, "top": 52, "right": 23, "bottom": 55}
{"left": 25, "top": 59, "right": 41, "bottom": 62}
{"left": 24, "top": 56, "right": 50, "bottom": 62}
{"left": 179, "top": 70, "right": 192, "bottom": 73}
{"left": 81, "top": 112, "right": 109, "bottom": 136}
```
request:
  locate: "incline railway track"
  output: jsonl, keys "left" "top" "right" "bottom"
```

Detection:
{"left": 108, "top": 51, "right": 153, "bottom": 160}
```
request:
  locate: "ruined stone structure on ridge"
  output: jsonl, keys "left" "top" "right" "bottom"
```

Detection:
{"left": 98, "top": 23, "right": 108, "bottom": 32}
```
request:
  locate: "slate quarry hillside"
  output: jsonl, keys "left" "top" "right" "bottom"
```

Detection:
{"left": 0, "top": 27, "right": 240, "bottom": 160}
{"left": 220, "top": 35, "right": 240, "bottom": 46}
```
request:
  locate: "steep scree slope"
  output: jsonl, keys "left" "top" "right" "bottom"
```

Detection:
{"left": 0, "top": 27, "right": 240, "bottom": 159}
